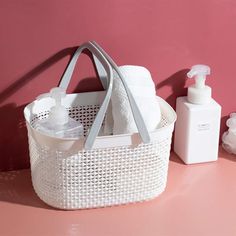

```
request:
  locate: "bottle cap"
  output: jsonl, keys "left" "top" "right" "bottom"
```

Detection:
{"left": 187, "top": 64, "right": 212, "bottom": 104}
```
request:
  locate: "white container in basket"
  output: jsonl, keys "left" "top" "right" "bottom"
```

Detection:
{"left": 24, "top": 41, "right": 176, "bottom": 210}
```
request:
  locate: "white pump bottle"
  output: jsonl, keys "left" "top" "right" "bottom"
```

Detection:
{"left": 174, "top": 65, "right": 221, "bottom": 164}
{"left": 35, "top": 87, "right": 84, "bottom": 139}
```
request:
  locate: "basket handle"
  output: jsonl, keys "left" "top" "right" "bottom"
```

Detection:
{"left": 59, "top": 41, "right": 151, "bottom": 149}
{"left": 90, "top": 41, "right": 151, "bottom": 144}
{"left": 92, "top": 53, "right": 108, "bottom": 89}
{"left": 59, "top": 42, "right": 113, "bottom": 149}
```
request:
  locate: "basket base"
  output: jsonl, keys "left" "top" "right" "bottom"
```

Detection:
{"left": 32, "top": 179, "right": 167, "bottom": 210}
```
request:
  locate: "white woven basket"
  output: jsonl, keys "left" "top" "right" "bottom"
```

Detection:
{"left": 24, "top": 42, "right": 176, "bottom": 209}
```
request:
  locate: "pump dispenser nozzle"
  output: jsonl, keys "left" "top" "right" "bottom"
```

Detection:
{"left": 187, "top": 65, "right": 212, "bottom": 104}
{"left": 37, "top": 87, "right": 69, "bottom": 125}
{"left": 187, "top": 65, "right": 210, "bottom": 89}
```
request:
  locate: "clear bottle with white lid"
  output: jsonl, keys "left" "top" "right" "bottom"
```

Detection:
{"left": 174, "top": 65, "right": 221, "bottom": 164}
{"left": 35, "top": 87, "right": 84, "bottom": 139}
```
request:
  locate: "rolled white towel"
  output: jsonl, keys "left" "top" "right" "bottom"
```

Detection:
{"left": 104, "top": 65, "right": 161, "bottom": 135}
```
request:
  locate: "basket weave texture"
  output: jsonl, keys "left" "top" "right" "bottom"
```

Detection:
{"left": 27, "top": 101, "right": 174, "bottom": 209}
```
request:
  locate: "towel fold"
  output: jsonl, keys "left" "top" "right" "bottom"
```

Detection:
{"left": 104, "top": 65, "right": 161, "bottom": 135}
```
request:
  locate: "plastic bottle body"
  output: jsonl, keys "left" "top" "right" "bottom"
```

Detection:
{"left": 35, "top": 117, "right": 84, "bottom": 139}
{"left": 35, "top": 87, "right": 84, "bottom": 139}
{"left": 174, "top": 96, "right": 221, "bottom": 164}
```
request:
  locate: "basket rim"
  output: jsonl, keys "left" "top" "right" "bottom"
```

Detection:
{"left": 24, "top": 91, "right": 176, "bottom": 151}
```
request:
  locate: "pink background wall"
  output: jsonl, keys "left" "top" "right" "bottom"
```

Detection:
{"left": 0, "top": 0, "right": 236, "bottom": 171}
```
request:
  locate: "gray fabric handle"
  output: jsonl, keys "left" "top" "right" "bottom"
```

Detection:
{"left": 92, "top": 54, "right": 108, "bottom": 89}
{"left": 90, "top": 41, "right": 151, "bottom": 144}
{"left": 59, "top": 42, "right": 113, "bottom": 149}
{"left": 59, "top": 41, "right": 150, "bottom": 149}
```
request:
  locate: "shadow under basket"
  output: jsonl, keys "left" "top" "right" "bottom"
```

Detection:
{"left": 24, "top": 91, "right": 176, "bottom": 210}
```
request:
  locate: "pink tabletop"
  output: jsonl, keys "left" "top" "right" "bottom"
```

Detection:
{"left": 0, "top": 148, "right": 235, "bottom": 236}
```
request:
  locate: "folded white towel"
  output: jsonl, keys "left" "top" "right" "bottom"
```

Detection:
{"left": 104, "top": 65, "right": 161, "bottom": 135}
